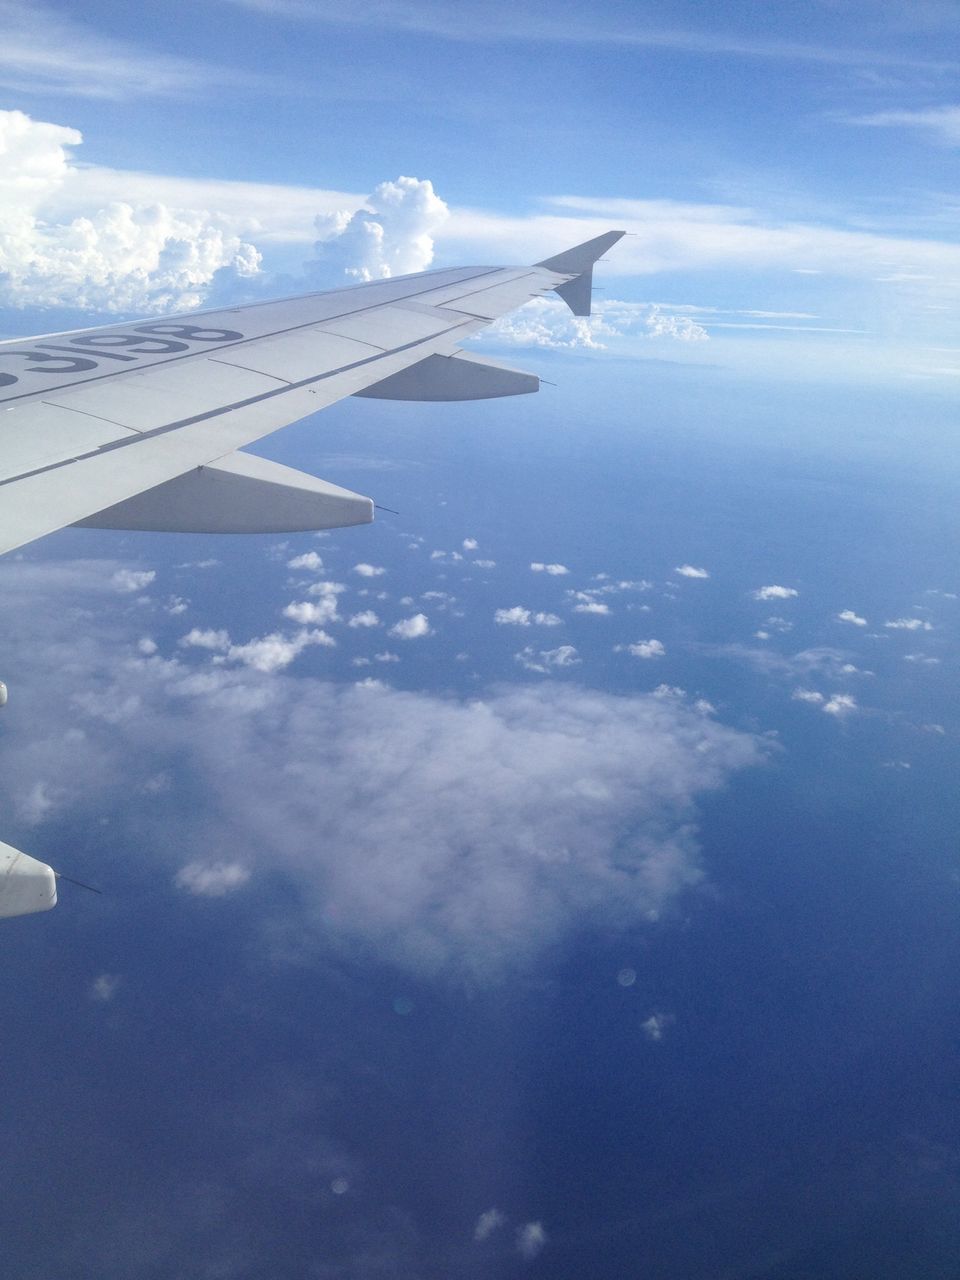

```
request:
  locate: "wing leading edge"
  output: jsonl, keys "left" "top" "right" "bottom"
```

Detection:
{"left": 0, "top": 230, "right": 623, "bottom": 557}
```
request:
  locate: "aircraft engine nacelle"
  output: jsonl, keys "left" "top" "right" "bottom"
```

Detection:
{"left": 0, "top": 841, "right": 57, "bottom": 918}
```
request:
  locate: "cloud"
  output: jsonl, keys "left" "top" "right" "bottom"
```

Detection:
{"left": 0, "top": 559, "right": 764, "bottom": 982}
{"left": 179, "top": 628, "right": 231, "bottom": 651}
{"left": 0, "top": 1, "right": 263, "bottom": 100}
{"left": 644, "top": 305, "right": 709, "bottom": 340}
{"left": 675, "top": 564, "right": 710, "bottom": 579}
{"left": 0, "top": 109, "right": 261, "bottom": 315}
{"left": 837, "top": 609, "right": 867, "bottom": 626}
{"left": 641, "top": 1012, "right": 674, "bottom": 1041}
{"left": 617, "top": 639, "right": 666, "bottom": 659}
{"left": 487, "top": 295, "right": 708, "bottom": 352}
{"left": 793, "top": 688, "right": 858, "bottom": 716}
{"left": 388, "top": 613, "right": 432, "bottom": 639}
{"left": 515, "top": 645, "right": 581, "bottom": 674}
{"left": 792, "top": 688, "right": 824, "bottom": 704}
{"left": 287, "top": 551, "right": 324, "bottom": 572}
{"left": 111, "top": 568, "right": 156, "bottom": 594}
{"left": 884, "top": 617, "right": 933, "bottom": 631}
{"left": 847, "top": 106, "right": 960, "bottom": 147}
{"left": 574, "top": 601, "right": 611, "bottom": 615}
{"left": 752, "top": 585, "right": 799, "bottom": 601}
{"left": 516, "top": 1222, "right": 547, "bottom": 1260}
{"left": 474, "top": 1208, "right": 505, "bottom": 1242}
{"left": 348, "top": 611, "right": 380, "bottom": 628}
{"left": 175, "top": 860, "right": 252, "bottom": 897}
{"left": 283, "top": 597, "right": 341, "bottom": 626}
{"left": 353, "top": 563, "right": 386, "bottom": 578}
{"left": 225, "top": 628, "right": 335, "bottom": 672}
{"left": 494, "top": 607, "right": 562, "bottom": 627}
{"left": 88, "top": 973, "right": 121, "bottom": 1002}
{"left": 823, "top": 693, "right": 858, "bottom": 716}
{"left": 308, "top": 176, "right": 448, "bottom": 284}
{"left": 530, "top": 562, "right": 570, "bottom": 575}
{"left": 462, "top": 538, "right": 479, "bottom": 551}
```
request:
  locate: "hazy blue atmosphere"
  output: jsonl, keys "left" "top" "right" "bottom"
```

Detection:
{"left": 2, "top": 3, "right": 960, "bottom": 1276}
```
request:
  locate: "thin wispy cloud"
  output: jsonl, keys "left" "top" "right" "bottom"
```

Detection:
{"left": 219, "top": 0, "right": 952, "bottom": 73}
{"left": 0, "top": 1, "right": 270, "bottom": 100}
{"left": 847, "top": 106, "right": 960, "bottom": 146}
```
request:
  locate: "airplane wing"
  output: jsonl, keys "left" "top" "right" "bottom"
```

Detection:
{"left": 0, "top": 229, "right": 624, "bottom": 918}
{"left": 0, "top": 230, "right": 624, "bottom": 557}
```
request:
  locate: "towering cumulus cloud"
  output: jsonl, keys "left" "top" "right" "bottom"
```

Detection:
{"left": 308, "top": 176, "right": 449, "bottom": 283}
{"left": 0, "top": 109, "right": 260, "bottom": 314}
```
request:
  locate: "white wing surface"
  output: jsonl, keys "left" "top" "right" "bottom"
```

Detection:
{"left": 0, "top": 231, "right": 624, "bottom": 557}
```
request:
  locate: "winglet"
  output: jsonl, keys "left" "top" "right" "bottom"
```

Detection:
{"left": 535, "top": 230, "right": 626, "bottom": 317}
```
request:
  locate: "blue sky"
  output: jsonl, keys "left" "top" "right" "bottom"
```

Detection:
{"left": 4, "top": 0, "right": 960, "bottom": 376}
{"left": 3, "top": 3, "right": 960, "bottom": 1277}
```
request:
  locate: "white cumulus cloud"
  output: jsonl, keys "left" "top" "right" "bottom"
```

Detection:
{"left": 0, "top": 109, "right": 260, "bottom": 315}
{"left": 474, "top": 1208, "right": 505, "bottom": 1242}
{"left": 823, "top": 693, "right": 858, "bottom": 716}
{"left": 283, "top": 597, "right": 340, "bottom": 626}
{"left": 884, "top": 617, "right": 933, "bottom": 631}
{"left": 309, "top": 175, "right": 448, "bottom": 283}
{"left": 111, "top": 568, "right": 155, "bottom": 594}
{"left": 675, "top": 564, "right": 709, "bottom": 579}
{"left": 753, "top": 585, "right": 799, "bottom": 601}
{"left": 88, "top": 973, "right": 121, "bottom": 1002}
{"left": 494, "top": 607, "right": 561, "bottom": 626}
{"left": 837, "top": 609, "right": 867, "bottom": 626}
{"left": 619, "top": 639, "right": 666, "bottom": 659}
{"left": 175, "top": 860, "right": 251, "bottom": 897}
{"left": 530, "top": 562, "right": 570, "bottom": 575}
{"left": 179, "top": 628, "right": 231, "bottom": 651}
{"left": 287, "top": 551, "right": 324, "bottom": 572}
{"left": 353, "top": 563, "right": 386, "bottom": 578}
{"left": 389, "top": 613, "right": 432, "bottom": 640}
{"left": 225, "top": 628, "right": 335, "bottom": 672}
{"left": 516, "top": 1222, "right": 548, "bottom": 1260}
{"left": 348, "top": 610, "right": 380, "bottom": 628}
{"left": 515, "top": 645, "right": 581, "bottom": 674}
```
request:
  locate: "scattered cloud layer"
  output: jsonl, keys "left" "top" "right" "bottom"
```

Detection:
{"left": 0, "top": 560, "right": 764, "bottom": 981}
